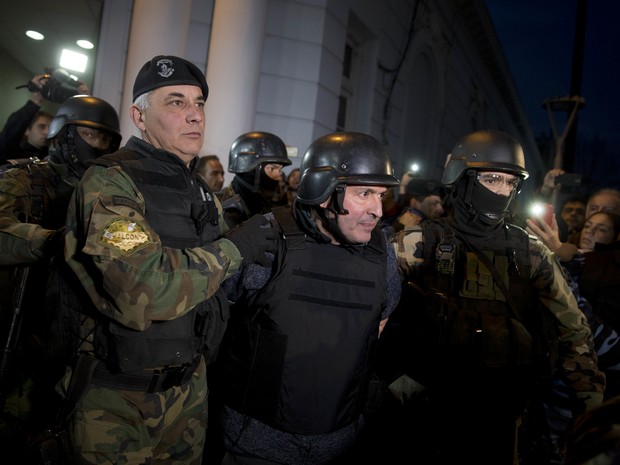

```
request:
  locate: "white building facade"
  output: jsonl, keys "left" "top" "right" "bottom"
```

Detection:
{"left": 13, "top": 0, "right": 548, "bottom": 190}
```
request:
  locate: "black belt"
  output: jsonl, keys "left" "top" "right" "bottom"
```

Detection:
{"left": 91, "top": 357, "right": 201, "bottom": 393}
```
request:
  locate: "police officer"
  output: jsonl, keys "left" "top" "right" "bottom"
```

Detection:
{"left": 219, "top": 131, "right": 291, "bottom": 227}
{"left": 0, "top": 95, "right": 122, "bottom": 455}
{"left": 391, "top": 177, "right": 446, "bottom": 230}
{"left": 60, "top": 55, "right": 276, "bottom": 464}
{"left": 213, "top": 132, "right": 402, "bottom": 465}
{"left": 381, "top": 130, "right": 604, "bottom": 465}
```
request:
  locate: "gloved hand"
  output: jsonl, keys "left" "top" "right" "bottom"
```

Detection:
{"left": 43, "top": 227, "right": 65, "bottom": 260}
{"left": 225, "top": 214, "right": 277, "bottom": 267}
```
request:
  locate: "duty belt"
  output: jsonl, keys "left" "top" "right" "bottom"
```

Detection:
{"left": 91, "top": 357, "right": 201, "bottom": 393}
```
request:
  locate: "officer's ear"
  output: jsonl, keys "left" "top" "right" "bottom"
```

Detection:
{"left": 129, "top": 105, "right": 146, "bottom": 132}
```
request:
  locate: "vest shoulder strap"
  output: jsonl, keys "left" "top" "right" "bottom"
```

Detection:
{"left": 272, "top": 206, "right": 306, "bottom": 250}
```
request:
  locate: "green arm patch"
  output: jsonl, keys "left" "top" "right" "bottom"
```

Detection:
{"left": 99, "top": 219, "right": 152, "bottom": 254}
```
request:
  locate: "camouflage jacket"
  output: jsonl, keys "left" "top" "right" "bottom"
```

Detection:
{"left": 64, "top": 148, "right": 243, "bottom": 341}
{"left": 392, "top": 224, "right": 605, "bottom": 411}
{"left": 0, "top": 159, "right": 72, "bottom": 265}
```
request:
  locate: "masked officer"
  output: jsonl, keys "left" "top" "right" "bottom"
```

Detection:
{"left": 0, "top": 95, "right": 122, "bottom": 456}
{"left": 379, "top": 130, "right": 604, "bottom": 465}
{"left": 59, "top": 55, "right": 277, "bottom": 465}
{"left": 219, "top": 131, "right": 292, "bottom": 227}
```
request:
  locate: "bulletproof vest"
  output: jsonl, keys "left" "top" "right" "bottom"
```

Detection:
{"left": 407, "top": 218, "right": 544, "bottom": 375}
{"left": 223, "top": 206, "right": 386, "bottom": 434}
{"left": 86, "top": 148, "right": 228, "bottom": 371}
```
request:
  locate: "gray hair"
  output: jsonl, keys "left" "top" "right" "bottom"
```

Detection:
{"left": 133, "top": 92, "right": 151, "bottom": 111}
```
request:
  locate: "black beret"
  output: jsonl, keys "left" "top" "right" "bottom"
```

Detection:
{"left": 132, "top": 55, "right": 209, "bottom": 101}
{"left": 405, "top": 178, "right": 445, "bottom": 197}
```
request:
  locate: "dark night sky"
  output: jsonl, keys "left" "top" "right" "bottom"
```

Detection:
{"left": 485, "top": 0, "right": 620, "bottom": 190}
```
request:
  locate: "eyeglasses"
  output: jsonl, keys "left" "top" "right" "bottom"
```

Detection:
{"left": 476, "top": 173, "right": 520, "bottom": 192}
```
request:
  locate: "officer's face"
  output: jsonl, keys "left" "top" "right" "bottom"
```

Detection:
{"left": 476, "top": 171, "right": 520, "bottom": 197}
{"left": 131, "top": 85, "right": 206, "bottom": 165}
{"left": 76, "top": 126, "right": 116, "bottom": 151}
{"left": 322, "top": 185, "right": 386, "bottom": 244}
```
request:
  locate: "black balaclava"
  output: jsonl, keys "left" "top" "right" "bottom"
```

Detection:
{"left": 48, "top": 125, "right": 112, "bottom": 178}
{"left": 233, "top": 165, "right": 286, "bottom": 215}
{"left": 449, "top": 169, "right": 516, "bottom": 240}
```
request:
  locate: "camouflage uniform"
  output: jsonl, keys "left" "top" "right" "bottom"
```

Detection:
{"left": 383, "top": 224, "right": 605, "bottom": 465}
{"left": 374, "top": 130, "right": 604, "bottom": 465}
{"left": 61, "top": 140, "right": 244, "bottom": 464}
{"left": 0, "top": 159, "right": 75, "bottom": 453}
{"left": 394, "top": 225, "right": 604, "bottom": 405}
{"left": 0, "top": 159, "right": 69, "bottom": 265}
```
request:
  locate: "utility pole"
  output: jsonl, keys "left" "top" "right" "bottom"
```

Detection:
{"left": 565, "top": 0, "right": 588, "bottom": 172}
{"left": 542, "top": 95, "right": 586, "bottom": 206}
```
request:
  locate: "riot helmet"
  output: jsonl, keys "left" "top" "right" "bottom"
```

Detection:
{"left": 442, "top": 130, "right": 529, "bottom": 187}
{"left": 47, "top": 95, "right": 122, "bottom": 178}
{"left": 444, "top": 130, "right": 528, "bottom": 235}
{"left": 47, "top": 95, "right": 121, "bottom": 142}
{"left": 228, "top": 131, "right": 291, "bottom": 174}
{"left": 296, "top": 132, "right": 399, "bottom": 206}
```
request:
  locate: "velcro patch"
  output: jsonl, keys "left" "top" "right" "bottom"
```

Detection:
{"left": 100, "top": 219, "right": 151, "bottom": 253}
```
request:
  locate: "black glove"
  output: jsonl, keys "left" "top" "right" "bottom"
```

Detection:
{"left": 225, "top": 214, "right": 277, "bottom": 266}
{"left": 44, "top": 227, "right": 65, "bottom": 260}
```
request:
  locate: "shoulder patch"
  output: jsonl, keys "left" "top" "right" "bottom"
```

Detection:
{"left": 111, "top": 195, "right": 141, "bottom": 211}
{"left": 100, "top": 219, "right": 152, "bottom": 253}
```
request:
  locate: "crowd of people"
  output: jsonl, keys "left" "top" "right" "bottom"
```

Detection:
{"left": 0, "top": 55, "right": 618, "bottom": 465}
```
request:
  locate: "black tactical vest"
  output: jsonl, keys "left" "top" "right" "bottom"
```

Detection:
{"left": 223, "top": 206, "right": 387, "bottom": 434}
{"left": 88, "top": 146, "right": 228, "bottom": 372}
{"left": 387, "top": 218, "right": 557, "bottom": 390}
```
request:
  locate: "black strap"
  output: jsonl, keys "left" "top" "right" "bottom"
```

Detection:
{"left": 90, "top": 357, "right": 200, "bottom": 393}
{"left": 272, "top": 206, "right": 305, "bottom": 250}
{"left": 57, "top": 353, "right": 99, "bottom": 422}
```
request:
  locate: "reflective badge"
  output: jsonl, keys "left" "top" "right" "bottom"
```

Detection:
{"left": 100, "top": 219, "right": 151, "bottom": 253}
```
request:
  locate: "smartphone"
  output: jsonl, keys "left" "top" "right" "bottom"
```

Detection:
{"left": 540, "top": 203, "right": 553, "bottom": 226}
{"left": 529, "top": 202, "right": 553, "bottom": 227}
{"left": 554, "top": 173, "right": 582, "bottom": 187}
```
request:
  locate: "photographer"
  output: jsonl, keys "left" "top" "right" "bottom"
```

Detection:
{"left": 0, "top": 72, "right": 89, "bottom": 165}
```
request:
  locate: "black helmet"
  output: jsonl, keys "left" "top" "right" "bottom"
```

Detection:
{"left": 228, "top": 131, "right": 291, "bottom": 173}
{"left": 296, "top": 132, "right": 399, "bottom": 205}
{"left": 442, "top": 130, "right": 529, "bottom": 185}
{"left": 47, "top": 95, "right": 121, "bottom": 141}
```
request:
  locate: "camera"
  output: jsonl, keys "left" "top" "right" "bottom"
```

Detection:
{"left": 16, "top": 68, "right": 81, "bottom": 104}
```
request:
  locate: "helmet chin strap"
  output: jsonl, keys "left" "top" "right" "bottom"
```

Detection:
{"left": 318, "top": 186, "right": 361, "bottom": 246}
{"left": 326, "top": 185, "right": 349, "bottom": 215}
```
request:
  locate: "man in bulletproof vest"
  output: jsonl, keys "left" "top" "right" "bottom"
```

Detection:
{"left": 378, "top": 130, "right": 604, "bottom": 465}
{"left": 59, "top": 55, "right": 277, "bottom": 465}
{"left": 0, "top": 94, "right": 122, "bottom": 457}
{"left": 210, "top": 132, "right": 402, "bottom": 465}
{"left": 218, "top": 131, "right": 291, "bottom": 227}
